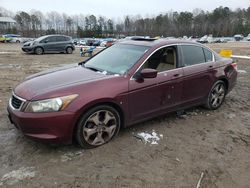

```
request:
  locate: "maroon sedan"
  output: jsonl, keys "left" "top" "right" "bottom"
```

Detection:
{"left": 7, "top": 39, "right": 237, "bottom": 148}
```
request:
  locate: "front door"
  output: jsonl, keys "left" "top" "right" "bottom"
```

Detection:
{"left": 128, "top": 45, "right": 183, "bottom": 123}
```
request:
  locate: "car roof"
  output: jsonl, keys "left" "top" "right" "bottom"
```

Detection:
{"left": 119, "top": 38, "right": 200, "bottom": 48}
{"left": 36, "top": 34, "right": 71, "bottom": 41}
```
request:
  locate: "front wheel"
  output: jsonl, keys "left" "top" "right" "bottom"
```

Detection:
{"left": 76, "top": 105, "right": 121, "bottom": 148}
{"left": 205, "top": 80, "right": 226, "bottom": 110}
{"left": 35, "top": 47, "right": 43, "bottom": 55}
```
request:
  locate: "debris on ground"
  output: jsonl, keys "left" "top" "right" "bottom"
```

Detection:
{"left": 196, "top": 172, "right": 205, "bottom": 188}
{"left": 61, "top": 150, "right": 84, "bottom": 162}
{"left": 134, "top": 130, "right": 163, "bottom": 145}
{"left": 225, "top": 113, "right": 236, "bottom": 119}
{"left": 175, "top": 157, "right": 181, "bottom": 162}
{"left": 0, "top": 167, "right": 36, "bottom": 186}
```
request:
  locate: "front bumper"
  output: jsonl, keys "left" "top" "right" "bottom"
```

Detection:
{"left": 7, "top": 106, "right": 76, "bottom": 144}
{"left": 22, "top": 46, "right": 35, "bottom": 53}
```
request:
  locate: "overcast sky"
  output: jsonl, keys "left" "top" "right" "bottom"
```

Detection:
{"left": 0, "top": 0, "right": 249, "bottom": 18}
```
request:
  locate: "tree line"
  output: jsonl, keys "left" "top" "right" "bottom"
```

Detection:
{"left": 0, "top": 6, "right": 250, "bottom": 38}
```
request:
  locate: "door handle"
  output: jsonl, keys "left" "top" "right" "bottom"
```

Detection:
{"left": 173, "top": 74, "right": 181, "bottom": 77}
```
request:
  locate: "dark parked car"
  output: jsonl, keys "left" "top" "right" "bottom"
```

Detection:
{"left": 22, "top": 35, "right": 75, "bottom": 55}
{"left": 8, "top": 39, "right": 237, "bottom": 148}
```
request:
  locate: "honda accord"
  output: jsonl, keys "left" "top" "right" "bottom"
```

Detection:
{"left": 7, "top": 39, "right": 237, "bottom": 148}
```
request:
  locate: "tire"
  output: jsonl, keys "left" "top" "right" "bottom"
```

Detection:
{"left": 76, "top": 105, "right": 121, "bottom": 149}
{"left": 205, "top": 80, "right": 226, "bottom": 110}
{"left": 16, "top": 40, "right": 20, "bottom": 43}
{"left": 66, "top": 47, "right": 73, "bottom": 54}
{"left": 35, "top": 47, "right": 43, "bottom": 55}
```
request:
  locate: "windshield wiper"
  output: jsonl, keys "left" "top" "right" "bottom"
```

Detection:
{"left": 84, "top": 66, "right": 103, "bottom": 72}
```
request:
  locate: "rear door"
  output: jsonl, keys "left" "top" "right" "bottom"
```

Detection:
{"left": 180, "top": 45, "right": 215, "bottom": 103}
{"left": 56, "top": 36, "right": 68, "bottom": 51}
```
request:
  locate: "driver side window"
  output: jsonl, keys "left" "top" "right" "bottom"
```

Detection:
{"left": 141, "top": 46, "right": 177, "bottom": 72}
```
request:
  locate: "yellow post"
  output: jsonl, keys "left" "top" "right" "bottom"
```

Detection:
{"left": 220, "top": 49, "right": 233, "bottom": 58}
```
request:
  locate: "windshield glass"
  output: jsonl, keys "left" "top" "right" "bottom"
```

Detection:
{"left": 35, "top": 35, "right": 48, "bottom": 42}
{"left": 84, "top": 44, "right": 149, "bottom": 75}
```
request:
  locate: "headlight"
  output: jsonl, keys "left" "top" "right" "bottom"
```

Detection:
{"left": 25, "top": 94, "right": 78, "bottom": 113}
{"left": 32, "top": 41, "right": 38, "bottom": 46}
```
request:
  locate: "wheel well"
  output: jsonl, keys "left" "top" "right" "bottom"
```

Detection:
{"left": 66, "top": 46, "right": 73, "bottom": 50}
{"left": 72, "top": 102, "right": 125, "bottom": 143}
{"left": 35, "top": 46, "right": 44, "bottom": 51}
{"left": 219, "top": 78, "right": 229, "bottom": 93}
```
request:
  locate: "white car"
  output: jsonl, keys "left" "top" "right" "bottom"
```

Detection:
{"left": 79, "top": 40, "right": 87, "bottom": 46}
{"left": 246, "top": 34, "right": 250, "bottom": 41}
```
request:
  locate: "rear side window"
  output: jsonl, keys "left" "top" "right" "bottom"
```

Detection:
{"left": 55, "top": 36, "right": 70, "bottom": 42}
{"left": 56, "top": 36, "right": 64, "bottom": 41}
{"left": 181, "top": 45, "right": 205, "bottom": 66}
{"left": 43, "top": 36, "right": 58, "bottom": 43}
{"left": 203, "top": 48, "right": 213, "bottom": 62}
{"left": 64, "top": 36, "right": 71, "bottom": 41}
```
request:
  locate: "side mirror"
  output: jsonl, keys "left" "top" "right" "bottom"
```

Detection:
{"left": 140, "top": 68, "right": 158, "bottom": 78}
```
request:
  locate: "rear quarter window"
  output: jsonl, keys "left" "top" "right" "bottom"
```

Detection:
{"left": 181, "top": 45, "right": 205, "bottom": 66}
{"left": 203, "top": 48, "right": 213, "bottom": 62}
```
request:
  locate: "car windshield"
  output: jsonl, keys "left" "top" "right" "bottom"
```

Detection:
{"left": 34, "top": 35, "right": 48, "bottom": 42}
{"left": 84, "top": 44, "right": 149, "bottom": 75}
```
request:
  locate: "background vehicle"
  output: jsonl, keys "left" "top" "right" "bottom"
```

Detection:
{"left": 92, "top": 40, "right": 102, "bottom": 46}
{"left": 8, "top": 39, "right": 237, "bottom": 148}
{"left": 246, "top": 34, "right": 250, "bottom": 41}
{"left": 234, "top": 34, "right": 244, "bottom": 41}
{"left": 22, "top": 34, "right": 75, "bottom": 55}
{"left": 0, "top": 35, "right": 12, "bottom": 42}
{"left": 3, "top": 34, "right": 22, "bottom": 43}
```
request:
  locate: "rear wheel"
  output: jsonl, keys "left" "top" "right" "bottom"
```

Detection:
{"left": 35, "top": 47, "right": 43, "bottom": 55}
{"left": 66, "top": 47, "right": 73, "bottom": 54}
{"left": 76, "top": 105, "right": 120, "bottom": 148}
{"left": 205, "top": 80, "right": 226, "bottom": 110}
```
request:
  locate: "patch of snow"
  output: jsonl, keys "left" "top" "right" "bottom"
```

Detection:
{"left": 237, "top": 70, "right": 247, "bottom": 74}
{"left": 136, "top": 130, "right": 163, "bottom": 145}
{"left": 0, "top": 167, "right": 36, "bottom": 186}
{"left": 0, "top": 52, "right": 17, "bottom": 54}
{"left": 61, "top": 150, "right": 84, "bottom": 162}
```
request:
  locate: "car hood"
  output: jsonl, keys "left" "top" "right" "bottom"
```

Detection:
{"left": 14, "top": 64, "right": 108, "bottom": 100}
{"left": 23, "top": 41, "right": 33, "bottom": 46}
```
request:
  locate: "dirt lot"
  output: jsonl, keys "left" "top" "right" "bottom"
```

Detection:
{"left": 0, "top": 42, "right": 249, "bottom": 188}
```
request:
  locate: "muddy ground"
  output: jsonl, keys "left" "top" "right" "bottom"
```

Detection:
{"left": 0, "top": 42, "right": 249, "bottom": 188}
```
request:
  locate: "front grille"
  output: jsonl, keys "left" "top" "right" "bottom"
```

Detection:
{"left": 11, "top": 95, "right": 23, "bottom": 110}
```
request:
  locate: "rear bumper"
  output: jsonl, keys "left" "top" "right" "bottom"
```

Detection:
{"left": 227, "top": 70, "right": 238, "bottom": 93}
{"left": 7, "top": 106, "right": 76, "bottom": 144}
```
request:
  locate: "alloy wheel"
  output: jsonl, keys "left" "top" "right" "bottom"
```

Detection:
{"left": 83, "top": 110, "right": 117, "bottom": 146}
{"left": 210, "top": 83, "right": 225, "bottom": 108}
